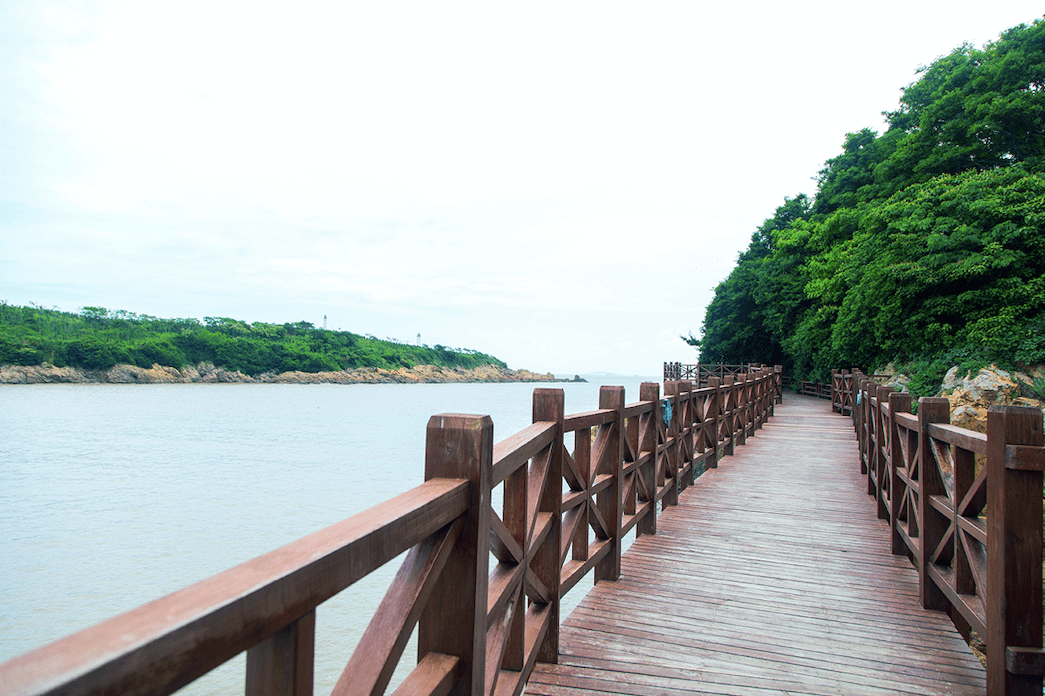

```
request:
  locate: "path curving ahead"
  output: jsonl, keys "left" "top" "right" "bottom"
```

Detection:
{"left": 527, "top": 393, "right": 986, "bottom": 696}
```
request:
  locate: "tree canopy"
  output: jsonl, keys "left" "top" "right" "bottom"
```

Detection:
{"left": 690, "top": 19, "right": 1045, "bottom": 390}
{"left": 0, "top": 303, "right": 506, "bottom": 375}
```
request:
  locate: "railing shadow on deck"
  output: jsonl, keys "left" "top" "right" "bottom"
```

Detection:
{"left": 833, "top": 368, "right": 1044, "bottom": 696}
{"left": 0, "top": 368, "right": 784, "bottom": 696}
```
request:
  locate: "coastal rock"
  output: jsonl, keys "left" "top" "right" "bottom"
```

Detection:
{"left": 873, "top": 364, "right": 1045, "bottom": 433}
{"left": 179, "top": 365, "right": 202, "bottom": 382}
{"left": 1, "top": 362, "right": 564, "bottom": 385}
{"left": 192, "top": 362, "right": 255, "bottom": 383}
{"left": 105, "top": 364, "right": 185, "bottom": 383}
{"left": 938, "top": 365, "right": 1028, "bottom": 432}
{"left": 881, "top": 373, "right": 912, "bottom": 393}
{"left": 0, "top": 363, "right": 94, "bottom": 384}
{"left": 259, "top": 364, "right": 561, "bottom": 384}
{"left": 941, "top": 366, "right": 962, "bottom": 393}
{"left": 875, "top": 362, "right": 912, "bottom": 392}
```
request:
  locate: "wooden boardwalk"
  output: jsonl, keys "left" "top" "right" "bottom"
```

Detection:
{"left": 527, "top": 394, "right": 987, "bottom": 696}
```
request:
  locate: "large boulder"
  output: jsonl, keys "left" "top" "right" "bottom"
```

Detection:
{"left": 938, "top": 365, "right": 1041, "bottom": 431}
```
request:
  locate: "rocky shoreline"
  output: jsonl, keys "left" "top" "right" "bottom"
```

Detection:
{"left": 0, "top": 362, "right": 579, "bottom": 385}
{"left": 876, "top": 363, "right": 1045, "bottom": 431}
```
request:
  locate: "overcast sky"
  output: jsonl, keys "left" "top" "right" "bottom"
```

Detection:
{"left": 1, "top": 2, "right": 1041, "bottom": 376}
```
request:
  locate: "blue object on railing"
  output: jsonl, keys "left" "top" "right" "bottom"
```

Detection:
{"left": 661, "top": 399, "right": 672, "bottom": 427}
{"left": 857, "top": 391, "right": 862, "bottom": 405}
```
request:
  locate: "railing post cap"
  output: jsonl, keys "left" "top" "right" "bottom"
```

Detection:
{"left": 918, "top": 397, "right": 950, "bottom": 406}
{"left": 426, "top": 413, "right": 494, "bottom": 431}
{"left": 987, "top": 404, "right": 1044, "bottom": 417}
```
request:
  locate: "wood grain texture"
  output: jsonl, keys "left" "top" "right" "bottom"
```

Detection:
{"left": 527, "top": 394, "right": 985, "bottom": 696}
{"left": 1, "top": 478, "right": 469, "bottom": 696}
{"left": 986, "top": 406, "right": 1043, "bottom": 696}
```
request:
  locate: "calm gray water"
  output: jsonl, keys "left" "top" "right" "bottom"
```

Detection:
{"left": 0, "top": 378, "right": 654, "bottom": 694}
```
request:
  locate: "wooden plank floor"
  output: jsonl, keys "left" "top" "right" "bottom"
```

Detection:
{"left": 527, "top": 394, "right": 986, "bottom": 696}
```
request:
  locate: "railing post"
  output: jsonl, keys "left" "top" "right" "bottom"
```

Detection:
{"left": 707, "top": 377, "right": 721, "bottom": 468}
{"left": 766, "top": 367, "right": 776, "bottom": 418}
{"left": 662, "top": 381, "right": 680, "bottom": 506}
{"left": 679, "top": 381, "right": 696, "bottom": 490}
{"left": 852, "top": 376, "right": 861, "bottom": 464}
{"left": 638, "top": 382, "right": 660, "bottom": 536}
{"left": 747, "top": 371, "right": 758, "bottom": 436}
{"left": 419, "top": 414, "right": 493, "bottom": 696}
{"left": 863, "top": 379, "right": 873, "bottom": 493}
{"left": 843, "top": 369, "right": 849, "bottom": 409}
{"left": 736, "top": 374, "right": 748, "bottom": 446}
{"left": 858, "top": 375, "right": 869, "bottom": 474}
{"left": 831, "top": 369, "right": 840, "bottom": 413}
{"left": 875, "top": 386, "right": 892, "bottom": 520}
{"left": 862, "top": 377, "right": 873, "bottom": 479}
{"left": 918, "top": 398, "right": 950, "bottom": 614}
{"left": 838, "top": 369, "right": 846, "bottom": 414}
{"left": 756, "top": 369, "right": 764, "bottom": 429}
{"left": 752, "top": 370, "right": 764, "bottom": 431}
{"left": 851, "top": 371, "right": 863, "bottom": 428}
{"left": 762, "top": 369, "right": 771, "bottom": 423}
{"left": 888, "top": 392, "right": 912, "bottom": 556}
{"left": 723, "top": 377, "right": 735, "bottom": 457}
{"left": 533, "top": 389, "right": 564, "bottom": 664}
{"left": 867, "top": 384, "right": 880, "bottom": 498}
{"left": 986, "top": 405, "right": 1043, "bottom": 696}
{"left": 596, "top": 386, "right": 624, "bottom": 583}
{"left": 772, "top": 365, "right": 782, "bottom": 409}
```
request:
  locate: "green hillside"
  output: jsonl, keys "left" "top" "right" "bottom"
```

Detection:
{"left": 0, "top": 303, "right": 506, "bottom": 375}
{"left": 689, "top": 18, "right": 1045, "bottom": 394}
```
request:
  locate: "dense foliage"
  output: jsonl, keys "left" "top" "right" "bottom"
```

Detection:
{"left": 689, "top": 19, "right": 1045, "bottom": 390}
{"left": 0, "top": 304, "right": 506, "bottom": 375}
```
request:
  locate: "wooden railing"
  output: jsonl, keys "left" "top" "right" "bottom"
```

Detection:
{"left": 0, "top": 368, "right": 782, "bottom": 696}
{"left": 836, "top": 369, "right": 1044, "bottom": 696}
{"left": 663, "top": 362, "right": 781, "bottom": 397}
{"left": 791, "top": 369, "right": 875, "bottom": 404}
{"left": 797, "top": 380, "right": 831, "bottom": 399}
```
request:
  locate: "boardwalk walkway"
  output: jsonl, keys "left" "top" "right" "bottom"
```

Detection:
{"left": 527, "top": 394, "right": 987, "bottom": 696}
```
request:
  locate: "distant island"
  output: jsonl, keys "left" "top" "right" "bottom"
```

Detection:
{"left": 0, "top": 303, "right": 578, "bottom": 385}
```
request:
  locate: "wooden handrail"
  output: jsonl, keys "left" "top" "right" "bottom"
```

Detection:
{"left": 490, "top": 421, "right": 557, "bottom": 487}
{"left": 1, "top": 477, "right": 470, "bottom": 696}
{"left": 0, "top": 369, "right": 784, "bottom": 696}
{"left": 841, "top": 368, "right": 1044, "bottom": 696}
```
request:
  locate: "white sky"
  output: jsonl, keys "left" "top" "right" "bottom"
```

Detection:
{"left": 1, "top": 1, "right": 1042, "bottom": 375}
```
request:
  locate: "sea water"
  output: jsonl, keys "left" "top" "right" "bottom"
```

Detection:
{"left": 0, "top": 378, "right": 654, "bottom": 694}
